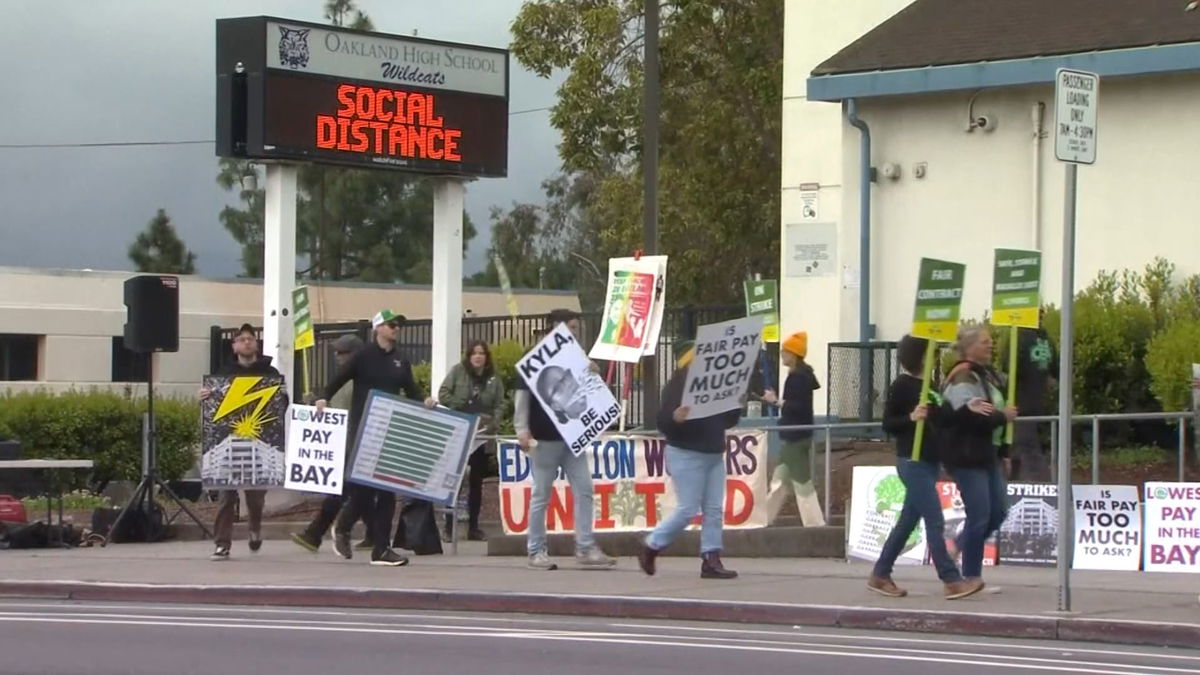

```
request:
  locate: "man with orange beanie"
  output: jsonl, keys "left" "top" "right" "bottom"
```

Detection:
{"left": 762, "top": 331, "right": 825, "bottom": 526}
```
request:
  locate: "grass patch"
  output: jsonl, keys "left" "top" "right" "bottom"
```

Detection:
{"left": 21, "top": 490, "right": 111, "bottom": 514}
{"left": 1071, "top": 445, "right": 1173, "bottom": 470}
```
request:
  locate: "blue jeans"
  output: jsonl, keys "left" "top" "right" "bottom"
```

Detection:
{"left": 950, "top": 459, "right": 1009, "bottom": 578}
{"left": 872, "top": 459, "right": 962, "bottom": 583}
{"left": 526, "top": 440, "right": 596, "bottom": 555}
{"left": 647, "top": 446, "right": 726, "bottom": 555}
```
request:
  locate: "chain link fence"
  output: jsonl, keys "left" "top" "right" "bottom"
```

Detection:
{"left": 825, "top": 341, "right": 898, "bottom": 424}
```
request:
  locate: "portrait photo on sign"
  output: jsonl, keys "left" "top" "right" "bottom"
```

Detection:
{"left": 519, "top": 324, "right": 622, "bottom": 456}
{"left": 201, "top": 375, "right": 289, "bottom": 489}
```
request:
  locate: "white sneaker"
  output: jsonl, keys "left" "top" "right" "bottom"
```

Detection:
{"left": 527, "top": 550, "right": 557, "bottom": 571}
{"left": 576, "top": 547, "right": 617, "bottom": 569}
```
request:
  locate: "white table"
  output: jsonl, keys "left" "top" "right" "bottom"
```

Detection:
{"left": 0, "top": 459, "right": 95, "bottom": 546}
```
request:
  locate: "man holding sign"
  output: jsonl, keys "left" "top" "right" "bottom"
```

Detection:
{"left": 516, "top": 309, "right": 618, "bottom": 571}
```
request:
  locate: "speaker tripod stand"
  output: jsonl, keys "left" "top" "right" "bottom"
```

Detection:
{"left": 103, "top": 356, "right": 211, "bottom": 545}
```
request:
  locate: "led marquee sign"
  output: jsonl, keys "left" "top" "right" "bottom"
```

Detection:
{"left": 216, "top": 16, "right": 509, "bottom": 177}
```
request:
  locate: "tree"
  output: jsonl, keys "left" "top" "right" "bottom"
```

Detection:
{"left": 215, "top": 0, "right": 476, "bottom": 282}
{"left": 128, "top": 209, "right": 197, "bottom": 274}
{"left": 510, "top": 0, "right": 784, "bottom": 304}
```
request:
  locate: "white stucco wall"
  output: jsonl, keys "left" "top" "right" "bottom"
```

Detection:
{"left": 780, "top": 0, "right": 913, "bottom": 413}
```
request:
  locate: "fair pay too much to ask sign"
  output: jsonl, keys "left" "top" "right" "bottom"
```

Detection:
{"left": 284, "top": 404, "right": 349, "bottom": 496}
{"left": 682, "top": 316, "right": 764, "bottom": 420}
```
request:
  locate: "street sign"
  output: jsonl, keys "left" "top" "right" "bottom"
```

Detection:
{"left": 1054, "top": 68, "right": 1099, "bottom": 164}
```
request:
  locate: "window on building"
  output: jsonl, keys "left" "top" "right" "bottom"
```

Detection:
{"left": 0, "top": 334, "right": 39, "bottom": 381}
{"left": 111, "top": 337, "right": 150, "bottom": 383}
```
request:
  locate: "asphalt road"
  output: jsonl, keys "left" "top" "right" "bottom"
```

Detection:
{"left": 0, "top": 600, "right": 1195, "bottom": 675}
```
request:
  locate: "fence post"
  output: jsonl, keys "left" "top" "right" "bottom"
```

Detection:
{"left": 1179, "top": 417, "right": 1187, "bottom": 483}
{"left": 824, "top": 428, "right": 832, "bottom": 524}
{"left": 1049, "top": 420, "right": 1058, "bottom": 484}
{"left": 1091, "top": 417, "right": 1100, "bottom": 485}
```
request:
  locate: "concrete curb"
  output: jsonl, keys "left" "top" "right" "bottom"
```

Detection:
{"left": 0, "top": 580, "right": 1195, "bottom": 649}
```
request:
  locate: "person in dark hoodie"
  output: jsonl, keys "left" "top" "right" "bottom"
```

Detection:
{"left": 867, "top": 334, "right": 983, "bottom": 600}
{"left": 940, "top": 325, "right": 1018, "bottom": 588}
{"left": 762, "top": 331, "right": 824, "bottom": 526}
{"left": 313, "top": 309, "right": 435, "bottom": 567}
{"left": 638, "top": 339, "right": 741, "bottom": 580}
{"left": 199, "top": 323, "right": 284, "bottom": 562}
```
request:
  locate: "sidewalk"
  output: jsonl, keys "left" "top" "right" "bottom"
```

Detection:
{"left": 1, "top": 541, "right": 1196, "bottom": 648}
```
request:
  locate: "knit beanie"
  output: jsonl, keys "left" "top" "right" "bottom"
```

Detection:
{"left": 782, "top": 331, "right": 808, "bottom": 359}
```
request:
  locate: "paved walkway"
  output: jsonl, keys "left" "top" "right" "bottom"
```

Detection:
{"left": 1, "top": 541, "right": 1196, "bottom": 647}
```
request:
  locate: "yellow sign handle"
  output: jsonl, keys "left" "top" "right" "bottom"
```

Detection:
{"left": 301, "top": 347, "right": 312, "bottom": 402}
{"left": 1005, "top": 324, "right": 1018, "bottom": 444}
{"left": 911, "top": 339, "right": 937, "bottom": 462}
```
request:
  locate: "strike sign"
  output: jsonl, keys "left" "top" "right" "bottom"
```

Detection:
{"left": 285, "top": 405, "right": 349, "bottom": 496}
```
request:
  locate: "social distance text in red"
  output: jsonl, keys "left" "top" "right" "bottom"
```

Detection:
{"left": 315, "top": 84, "right": 463, "bottom": 162}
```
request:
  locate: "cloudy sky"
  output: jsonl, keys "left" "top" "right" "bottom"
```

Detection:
{"left": 0, "top": 0, "right": 563, "bottom": 278}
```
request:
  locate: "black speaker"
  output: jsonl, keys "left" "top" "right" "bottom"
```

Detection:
{"left": 123, "top": 275, "right": 179, "bottom": 353}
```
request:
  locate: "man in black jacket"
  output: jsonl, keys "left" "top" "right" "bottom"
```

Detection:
{"left": 314, "top": 310, "right": 434, "bottom": 567}
{"left": 1010, "top": 321, "right": 1058, "bottom": 482}
{"left": 200, "top": 324, "right": 284, "bottom": 561}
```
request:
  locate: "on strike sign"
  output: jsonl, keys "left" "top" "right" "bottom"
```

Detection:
{"left": 284, "top": 405, "right": 349, "bottom": 496}
{"left": 682, "top": 316, "right": 763, "bottom": 420}
{"left": 1072, "top": 485, "right": 1141, "bottom": 571}
{"left": 1143, "top": 482, "right": 1200, "bottom": 573}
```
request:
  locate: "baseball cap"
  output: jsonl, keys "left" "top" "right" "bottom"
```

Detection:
{"left": 371, "top": 309, "right": 405, "bottom": 329}
{"left": 235, "top": 323, "right": 256, "bottom": 339}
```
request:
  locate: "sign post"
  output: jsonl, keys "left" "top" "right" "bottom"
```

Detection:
{"left": 1054, "top": 67, "right": 1099, "bottom": 612}
{"left": 909, "top": 257, "right": 966, "bottom": 461}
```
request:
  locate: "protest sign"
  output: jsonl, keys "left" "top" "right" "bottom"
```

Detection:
{"left": 911, "top": 257, "right": 966, "bottom": 342}
{"left": 682, "top": 316, "right": 764, "bottom": 420}
{"left": 743, "top": 279, "right": 780, "bottom": 343}
{"left": 991, "top": 249, "right": 1042, "bottom": 329}
{"left": 284, "top": 404, "right": 349, "bottom": 496}
{"left": 518, "top": 324, "right": 622, "bottom": 456}
{"left": 998, "top": 483, "right": 1059, "bottom": 567}
{"left": 847, "top": 466, "right": 926, "bottom": 565}
{"left": 934, "top": 480, "right": 998, "bottom": 567}
{"left": 497, "top": 431, "right": 768, "bottom": 535}
{"left": 348, "top": 391, "right": 478, "bottom": 506}
{"left": 1072, "top": 485, "right": 1141, "bottom": 571}
{"left": 292, "top": 286, "right": 314, "bottom": 350}
{"left": 201, "top": 375, "right": 288, "bottom": 489}
{"left": 590, "top": 255, "right": 668, "bottom": 362}
{"left": 1143, "top": 482, "right": 1200, "bottom": 573}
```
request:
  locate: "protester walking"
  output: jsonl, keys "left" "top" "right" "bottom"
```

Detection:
{"left": 867, "top": 334, "right": 984, "bottom": 600}
{"left": 1009, "top": 312, "right": 1058, "bottom": 482}
{"left": 435, "top": 340, "right": 505, "bottom": 542}
{"left": 517, "top": 309, "right": 616, "bottom": 571}
{"left": 941, "top": 325, "right": 1018, "bottom": 588}
{"left": 201, "top": 323, "right": 283, "bottom": 561}
{"left": 313, "top": 310, "right": 435, "bottom": 567}
{"left": 639, "top": 339, "right": 742, "bottom": 580}
{"left": 762, "top": 331, "right": 825, "bottom": 526}
{"left": 290, "top": 333, "right": 374, "bottom": 554}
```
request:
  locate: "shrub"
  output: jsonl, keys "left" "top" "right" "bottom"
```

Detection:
{"left": 1145, "top": 318, "right": 1200, "bottom": 414}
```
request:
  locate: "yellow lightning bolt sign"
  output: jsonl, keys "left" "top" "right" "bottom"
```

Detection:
{"left": 213, "top": 377, "right": 282, "bottom": 440}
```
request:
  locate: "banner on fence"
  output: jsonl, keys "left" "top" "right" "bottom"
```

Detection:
{"left": 201, "top": 375, "right": 288, "bottom": 489}
{"left": 348, "top": 391, "right": 478, "bottom": 506}
{"left": 497, "top": 431, "right": 767, "bottom": 535}
{"left": 1143, "top": 482, "right": 1200, "bottom": 573}
{"left": 284, "top": 405, "right": 349, "bottom": 496}
{"left": 846, "top": 466, "right": 927, "bottom": 565}
{"left": 1072, "top": 485, "right": 1141, "bottom": 571}
{"left": 682, "top": 316, "right": 764, "bottom": 420}
{"left": 517, "top": 324, "right": 621, "bottom": 456}
{"left": 998, "top": 483, "right": 1059, "bottom": 567}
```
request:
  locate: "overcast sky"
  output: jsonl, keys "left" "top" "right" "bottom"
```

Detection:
{"left": 0, "top": 0, "right": 563, "bottom": 278}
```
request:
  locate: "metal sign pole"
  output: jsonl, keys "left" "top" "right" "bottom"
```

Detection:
{"left": 1056, "top": 161, "right": 1077, "bottom": 612}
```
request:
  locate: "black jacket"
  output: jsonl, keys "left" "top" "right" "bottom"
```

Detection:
{"left": 321, "top": 341, "right": 422, "bottom": 428}
{"left": 882, "top": 373, "right": 944, "bottom": 465}
{"left": 215, "top": 356, "right": 281, "bottom": 378}
{"left": 938, "top": 361, "right": 1009, "bottom": 469}
{"left": 779, "top": 364, "right": 819, "bottom": 441}
{"left": 657, "top": 368, "right": 740, "bottom": 454}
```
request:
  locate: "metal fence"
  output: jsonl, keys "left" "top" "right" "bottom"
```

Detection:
{"left": 825, "top": 341, "right": 898, "bottom": 423}
{"left": 210, "top": 305, "right": 749, "bottom": 426}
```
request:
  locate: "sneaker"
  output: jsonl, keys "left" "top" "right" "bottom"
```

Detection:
{"left": 467, "top": 528, "right": 488, "bottom": 542}
{"left": 210, "top": 546, "right": 230, "bottom": 562}
{"left": 638, "top": 543, "right": 660, "bottom": 576}
{"left": 576, "top": 547, "right": 617, "bottom": 569}
{"left": 945, "top": 578, "right": 985, "bottom": 600}
{"left": 290, "top": 531, "right": 320, "bottom": 553}
{"left": 354, "top": 539, "right": 374, "bottom": 551}
{"left": 369, "top": 548, "right": 410, "bottom": 567}
{"left": 527, "top": 550, "right": 558, "bottom": 571}
{"left": 248, "top": 532, "right": 263, "bottom": 553}
{"left": 867, "top": 576, "right": 908, "bottom": 598}
{"left": 332, "top": 530, "right": 353, "bottom": 560}
{"left": 700, "top": 552, "right": 738, "bottom": 579}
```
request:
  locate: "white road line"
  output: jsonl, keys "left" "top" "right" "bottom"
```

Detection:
{"left": 0, "top": 615, "right": 1178, "bottom": 674}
